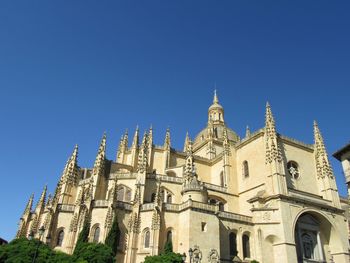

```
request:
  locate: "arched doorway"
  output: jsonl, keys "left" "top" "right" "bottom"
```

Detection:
{"left": 295, "top": 214, "right": 324, "bottom": 262}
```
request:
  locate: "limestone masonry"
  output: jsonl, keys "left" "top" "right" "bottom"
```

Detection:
{"left": 17, "top": 92, "right": 350, "bottom": 263}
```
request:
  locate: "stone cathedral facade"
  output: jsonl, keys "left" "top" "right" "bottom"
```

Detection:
{"left": 16, "top": 92, "right": 350, "bottom": 263}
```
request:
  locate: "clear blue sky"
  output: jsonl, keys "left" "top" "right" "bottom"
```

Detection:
{"left": 0, "top": 1, "right": 349, "bottom": 241}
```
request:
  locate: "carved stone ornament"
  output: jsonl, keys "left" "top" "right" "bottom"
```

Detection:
{"left": 208, "top": 249, "right": 220, "bottom": 263}
{"left": 192, "top": 245, "right": 202, "bottom": 263}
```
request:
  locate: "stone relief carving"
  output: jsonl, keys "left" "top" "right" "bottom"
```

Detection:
{"left": 208, "top": 249, "right": 220, "bottom": 263}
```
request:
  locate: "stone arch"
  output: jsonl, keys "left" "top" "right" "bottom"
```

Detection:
{"left": 208, "top": 195, "right": 226, "bottom": 211}
{"left": 242, "top": 231, "right": 251, "bottom": 260}
{"left": 90, "top": 223, "right": 101, "bottom": 243}
{"left": 293, "top": 209, "right": 347, "bottom": 263}
{"left": 263, "top": 234, "right": 280, "bottom": 263}
{"left": 117, "top": 184, "right": 132, "bottom": 202}
{"left": 161, "top": 187, "right": 174, "bottom": 203}
{"left": 55, "top": 227, "right": 65, "bottom": 247}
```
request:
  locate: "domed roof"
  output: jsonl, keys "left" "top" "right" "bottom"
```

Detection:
{"left": 193, "top": 125, "right": 239, "bottom": 145}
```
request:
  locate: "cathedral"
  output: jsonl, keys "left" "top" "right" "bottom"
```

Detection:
{"left": 16, "top": 92, "right": 350, "bottom": 263}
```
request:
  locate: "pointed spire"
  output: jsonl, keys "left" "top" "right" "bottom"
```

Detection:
{"left": 23, "top": 193, "right": 34, "bottom": 217}
{"left": 137, "top": 131, "right": 148, "bottom": 173}
{"left": 123, "top": 129, "right": 129, "bottom": 147}
{"left": 265, "top": 102, "right": 282, "bottom": 164}
{"left": 213, "top": 89, "right": 219, "bottom": 104}
{"left": 35, "top": 185, "right": 47, "bottom": 213}
{"left": 164, "top": 128, "right": 171, "bottom": 150}
{"left": 246, "top": 126, "right": 251, "bottom": 137}
{"left": 184, "top": 139, "right": 195, "bottom": 177}
{"left": 183, "top": 132, "right": 190, "bottom": 152}
{"left": 314, "top": 121, "right": 333, "bottom": 178}
{"left": 93, "top": 133, "right": 106, "bottom": 177}
{"left": 223, "top": 126, "right": 231, "bottom": 156}
{"left": 131, "top": 126, "right": 139, "bottom": 149}
{"left": 148, "top": 125, "right": 153, "bottom": 148}
{"left": 61, "top": 144, "right": 79, "bottom": 186}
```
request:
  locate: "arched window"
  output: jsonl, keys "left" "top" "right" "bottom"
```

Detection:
{"left": 117, "top": 187, "right": 124, "bottom": 201}
{"left": 209, "top": 199, "right": 216, "bottom": 205}
{"left": 93, "top": 227, "right": 100, "bottom": 243}
{"left": 167, "top": 194, "right": 172, "bottom": 204}
{"left": 243, "top": 161, "right": 249, "bottom": 178}
{"left": 125, "top": 189, "right": 132, "bottom": 202}
{"left": 151, "top": 193, "right": 156, "bottom": 203}
{"left": 242, "top": 234, "right": 250, "bottom": 259}
{"left": 220, "top": 171, "right": 225, "bottom": 187}
{"left": 144, "top": 230, "right": 150, "bottom": 248}
{"left": 229, "top": 232, "right": 237, "bottom": 256}
{"left": 56, "top": 230, "right": 64, "bottom": 247}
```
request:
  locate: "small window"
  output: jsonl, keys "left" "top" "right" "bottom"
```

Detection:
{"left": 144, "top": 230, "right": 150, "bottom": 248}
{"left": 167, "top": 231, "right": 172, "bottom": 243}
{"left": 56, "top": 230, "right": 64, "bottom": 247}
{"left": 151, "top": 193, "right": 156, "bottom": 203}
{"left": 93, "top": 227, "right": 100, "bottom": 243}
{"left": 167, "top": 194, "right": 172, "bottom": 204}
{"left": 201, "top": 222, "right": 207, "bottom": 232}
{"left": 287, "top": 161, "right": 300, "bottom": 179}
{"left": 243, "top": 161, "right": 249, "bottom": 178}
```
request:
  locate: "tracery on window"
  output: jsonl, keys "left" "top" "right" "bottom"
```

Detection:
{"left": 287, "top": 161, "right": 300, "bottom": 179}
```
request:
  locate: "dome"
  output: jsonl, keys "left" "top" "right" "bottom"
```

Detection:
{"left": 193, "top": 125, "right": 240, "bottom": 146}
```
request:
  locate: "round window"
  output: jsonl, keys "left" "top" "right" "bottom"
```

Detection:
{"left": 287, "top": 161, "right": 300, "bottom": 179}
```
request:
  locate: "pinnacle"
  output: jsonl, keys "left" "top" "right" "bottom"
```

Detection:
{"left": 213, "top": 89, "right": 219, "bottom": 104}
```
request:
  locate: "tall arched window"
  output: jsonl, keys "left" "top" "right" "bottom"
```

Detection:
{"left": 144, "top": 230, "right": 150, "bottom": 248}
{"left": 242, "top": 234, "right": 250, "bottom": 259}
{"left": 93, "top": 227, "right": 100, "bottom": 243}
{"left": 167, "top": 230, "right": 172, "bottom": 243}
{"left": 243, "top": 161, "right": 249, "bottom": 178}
{"left": 229, "top": 232, "right": 237, "bottom": 256}
{"left": 56, "top": 230, "right": 64, "bottom": 247}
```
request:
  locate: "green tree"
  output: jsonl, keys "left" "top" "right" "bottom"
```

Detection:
{"left": 73, "top": 218, "right": 91, "bottom": 255}
{"left": 144, "top": 252, "right": 183, "bottom": 263}
{"left": 105, "top": 212, "right": 120, "bottom": 256}
{"left": 0, "top": 238, "right": 71, "bottom": 263}
{"left": 72, "top": 242, "right": 114, "bottom": 263}
{"left": 164, "top": 239, "right": 173, "bottom": 254}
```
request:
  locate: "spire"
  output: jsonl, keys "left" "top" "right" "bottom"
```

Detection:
{"left": 148, "top": 125, "right": 153, "bottom": 149}
{"left": 164, "top": 128, "right": 171, "bottom": 150}
{"left": 61, "top": 144, "right": 79, "bottom": 185}
{"left": 213, "top": 89, "right": 219, "bottom": 104}
{"left": 131, "top": 126, "right": 139, "bottom": 149}
{"left": 23, "top": 193, "right": 34, "bottom": 217}
{"left": 35, "top": 185, "right": 47, "bottom": 214}
{"left": 223, "top": 126, "right": 231, "bottom": 156}
{"left": 245, "top": 126, "right": 251, "bottom": 138}
{"left": 314, "top": 121, "right": 333, "bottom": 178}
{"left": 137, "top": 131, "right": 148, "bottom": 173}
{"left": 183, "top": 132, "right": 190, "bottom": 152}
{"left": 184, "top": 139, "right": 195, "bottom": 177}
{"left": 265, "top": 102, "right": 282, "bottom": 164}
{"left": 93, "top": 133, "right": 106, "bottom": 177}
{"left": 153, "top": 180, "right": 162, "bottom": 207}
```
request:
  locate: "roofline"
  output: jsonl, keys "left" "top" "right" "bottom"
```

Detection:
{"left": 333, "top": 142, "right": 350, "bottom": 161}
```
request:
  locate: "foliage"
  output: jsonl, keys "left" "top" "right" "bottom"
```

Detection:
{"left": 164, "top": 240, "right": 173, "bottom": 254}
{"left": 0, "top": 238, "right": 71, "bottom": 263}
{"left": 144, "top": 251, "right": 183, "bottom": 263}
{"left": 72, "top": 242, "right": 114, "bottom": 263}
{"left": 105, "top": 212, "right": 120, "bottom": 256}
{"left": 250, "top": 261, "right": 259, "bottom": 263}
{"left": 73, "top": 219, "right": 90, "bottom": 255}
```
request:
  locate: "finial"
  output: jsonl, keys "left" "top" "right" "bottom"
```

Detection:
{"left": 213, "top": 89, "right": 219, "bottom": 104}
{"left": 246, "top": 126, "right": 251, "bottom": 137}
